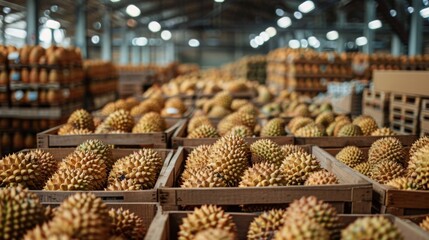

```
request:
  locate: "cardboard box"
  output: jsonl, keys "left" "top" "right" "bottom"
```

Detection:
{"left": 373, "top": 71, "right": 429, "bottom": 97}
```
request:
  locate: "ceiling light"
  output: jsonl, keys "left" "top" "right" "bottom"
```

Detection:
{"left": 298, "top": 1, "right": 315, "bottom": 13}
{"left": 308, "top": 36, "right": 317, "bottom": 45}
{"left": 148, "top": 21, "right": 161, "bottom": 32}
{"left": 260, "top": 32, "right": 269, "bottom": 42}
{"left": 250, "top": 39, "right": 258, "bottom": 48}
{"left": 355, "top": 36, "right": 368, "bottom": 46}
{"left": 420, "top": 7, "right": 429, "bottom": 18}
{"left": 50, "top": 5, "right": 58, "bottom": 12}
{"left": 5, "top": 28, "right": 26, "bottom": 39}
{"left": 188, "top": 38, "right": 200, "bottom": 47}
{"left": 3, "top": 7, "right": 10, "bottom": 14}
{"left": 294, "top": 11, "right": 303, "bottom": 19}
{"left": 313, "top": 41, "right": 320, "bottom": 48}
{"left": 289, "top": 39, "right": 300, "bottom": 49}
{"left": 254, "top": 36, "right": 263, "bottom": 45}
{"left": 368, "top": 19, "right": 382, "bottom": 29}
{"left": 161, "top": 30, "right": 172, "bottom": 40}
{"left": 300, "top": 39, "right": 308, "bottom": 48}
{"left": 214, "top": 0, "right": 224, "bottom": 2}
{"left": 54, "top": 29, "right": 64, "bottom": 42}
{"left": 91, "top": 35, "right": 100, "bottom": 44}
{"left": 126, "top": 4, "right": 141, "bottom": 17}
{"left": 277, "top": 16, "right": 291, "bottom": 28}
{"left": 326, "top": 30, "right": 339, "bottom": 40}
{"left": 276, "top": 8, "right": 284, "bottom": 16}
{"left": 110, "top": 0, "right": 121, "bottom": 2}
{"left": 390, "top": 9, "right": 397, "bottom": 17}
{"left": 407, "top": 6, "right": 414, "bottom": 13}
{"left": 39, "top": 28, "right": 52, "bottom": 43}
{"left": 265, "top": 27, "right": 277, "bottom": 37}
{"left": 45, "top": 19, "right": 61, "bottom": 29}
{"left": 136, "top": 37, "right": 148, "bottom": 46}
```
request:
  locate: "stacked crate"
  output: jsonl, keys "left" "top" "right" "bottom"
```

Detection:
{"left": 362, "top": 89, "right": 390, "bottom": 127}
{"left": 389, "top": 93, "right": 422, "bottom": 134}
{"left": 420, "top": 99, "right": 429, "bottom": 136}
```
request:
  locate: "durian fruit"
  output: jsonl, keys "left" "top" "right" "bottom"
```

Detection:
{"left": 250, "top": 139, "right": 285, "bottom": 167}
{"left": 354, "top": 116, "right": 378, "bottom": 136}
{"left": 295, "top": 124, "right": 324, "bottom": 137}
{"left": 341, "top": 216, "right": 403, "bottom": 240}
{"left": 289, "top": 117, "right": 313, "bottom": 133}
{"left": 208, "top": 106, "right": 231, "bottom": 118}
{"left": 138, "top": 112, "right": 166, "bottom": 130}
{"left": 209, "top": 135, "right": 250, "bottom": 186}
{"left": 194, "top": 228, "right": 235, "bottom": 240}
{"left": 407, "top": 145, "right": 429, "bottom": 189}
{"left": 237, "top": 104, "right": 259, "bottom": 116}
{"left": 67, "top": 109, "right": 95, "bottom": 131}
{"left": 229, "top": 112, "right": 257, "bottom": 130}
{"left": 354, "top": 162, "right": 373, "bottom": 176}
{"left": 409, "top": 136, "right": 429, "bottom": 159}
{"left": 217, "top": 118, "right": 237, "bottom": 136}
{"left": 305, "top": 170, "right": 339, "bottom": 185}
{"left": 177, "top": 205, "right": 237, "bottom": 240}
{"left": 76, "top": 139, "right": 114, "bottom": 170}
{"left": 188, "top": 115, "right": 212, "bottom": 133}
{"left": 0, "top": 152, "right": 44, "bottom": 189}
{"left": 335, "top": 146, "right": 365, "bottom": 168}
{"left": 281, "top": 144, "right": 306, "bottom": 157}
{"left": 371, "top": 127, "right": 396, "bottom": 136}
{"left": 184, "top": 145, "right": 212, "bottom": 171}
{"left": 225, "top": 125, "right": 253, "bottom": 138}
{"left": 212, "top": 91, "right": 232, "bottom": 109}
{"left": 108, "top": 149, "right": 163, "bottom": 190}
{"left": 420, "top": 216, "right": 429, "bottom": 232}
{"left": 106, "top": 179, "right": 142, "bottom": 191}
{"left": 326, "top": 121, "right": 337, "bottom": 136}
{"left": 260, "top": 118, "right": 286, "bottom": 137}
{"left": 370, "top": 160, "right": 405, "bottom": 184}
{"left": 283, "top": 196, "right": 340, "bottom": 237}
{"left": 231, "top": 99, "right": 249, "bottom": 111}
{"left": 44, "top": 168, "right": 94, "bottom": 190}
{"left": 281, "top": 152, "right": 321, "bottom": 185}
{"left": 132, "top": 121, "right": 162, "bottom": 133}
{"left": 109, "top": 208, "right": 146, "bottom": 240}
{"left": 163, "top": 97, "right": 186, "bottom": 116}
{"left": 333, "top": 119, "right": 351, "bottom": 136}
{"left": 187, "top": 124, "right": 219, "bottom": 138}
{"left": 274, "top": 216, "right": 329, "bottom": 240}
{"left": 239, "top": 162, "right": 288, "bottom": 187}
{"left": 337, "top": 124, "right": 363, "bottom": 137}
{"left": 292, "top": 104, "right": 310, "bottom": 117}
{"left": 58, "top": 124, "right": 76, "bottom": 135}
{"left": 28, "top": 149, "right": 58, "bottom": 184}
{"left": 181, "top": 167, "right": 226, "bottom": 188}
{"left": 315, "top": 111, "right": 335, "bottom": 127}
{"left": 247, "top": 209, "right": 286, "bottom": 240}
{"left": 64, "top": 128, "right": 93, "bottom": 135}
{"left": 0, "top": 186, "right": 45, "bottom": 240}
{"left": 368, "top": 137, "right": 405, "bottom": 166}
{"left": 104, "top": 110, "right": 134, "bottom": 132}
{"left": 386, "top": 177, "right": 422, "bottom": 190}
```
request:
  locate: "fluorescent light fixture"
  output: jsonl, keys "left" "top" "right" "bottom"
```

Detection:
{"left": 54, "top": 29, "right": 64, "bottom": 42}
{"left": 407, "top": 6, "right": 414, "bottom": 13}
{"left": 390, "top": 9, "right": 397, "bottom": 17}
{"left": 300, "top": 39, "right": 308, "bottom": 48}
{"left": 294, "top": 11, "right": 303, "bottom": 19}
{"left": 298, "top": 1, "right": 315, "bottom": 13}
{"left": 265, "top": 27, "right": 277, "bottom": 37}
{"left": 132, "top": 37, "right": 148, "bottom": 46}
{"left": 91, "top": 35, "right": 100, "bottom": 44}
{"left": 326, "top": 30, "right": 339, "bottom": 40}
{"left": 308, "top": 36, "right": 317, "bottom": 45}
{"left": 355, "top": 36, "right": 368, "bottom": 46}
{"left": 254, "top": 36, "right": 264, "bottom": 45}
{"left": 260, "top": 32, "right": 269, "bottom": 42}
{"left": 313, "top": 41, "right": 320, "bottom": 48}
{"left": 39, "top": 28, "right": 52, "bottom": 43}
{"left": 250, "top": 39, "right": 258, "bottom": 48}
{"left": 5, "top": 28, "right": 26, "bottom": 39}
{"left": 161, "top": 30, "right": 172, "bottom": 40}
{"left": 420, "top": 7, "right": 429, "bottom": 18}
{"left": 188, "top": 38, "right": 200, "bottom": 47}
{"left": 214, "top": 0, "right": 224, "bottom": 2}
{"left": 289, "top": 39, "right": 300, "bottom": 49}
{"left": 368, "top": 19, "right": 382, "bottom": 29}
{"left": 126, "top": 4, "right": 141, "bottom": 17}
{"left": 277, "top": 16, "right": 291, "bottom": 28}
{"left": 276, "top": 8, "right": 284, "bottom": 16}
{"left": 110, "top": 0, "right": 121, "bottom": 2}
{"left": 148, "top": 21, "right": 161, "bottom": 32}
{"left": 45, "top": 19, "right": 61, "bottom": 29}
{"left": 3, "top": 7, "right": 10, "bottom": 14}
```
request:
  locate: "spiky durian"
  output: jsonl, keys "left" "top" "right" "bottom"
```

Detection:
{"left": 371, "top": 127, "right": 397, "bottom": 136}
{"left": 335, "top": 115, "right": 350, "bottom": 123}
{"left": 208, "top": 106, "right": 231, "bottom": 118}
{"left": 76, "top": 139, "right": 114, "bottom": 170}
{"left": 354, "top": 116, "right": 378, "bottom": 136}
{"left": 0, "top": 186, "right": 45, "bottom": 240}
{"left": 407, "top": 145, "right": 429, "bottom": 189}
{"left": 64, "top": 128, "right": 92, "bottom": 135}
{"left": 420, "top": 216, "right": 429, "bottom": 232}
{"left": 326, "top": 121, "right": 337, "bottom": 136}
{"left": 132, "top": 121, "right": 163, "bottom": 133}
{"left": 194, "top": 228, "right": 235, "bottom": 240}
{"left": 104, "top": 110, "right": 134, "bottom": 132}
{"left": 409, "top": 136, "right": 429, "bottom": 159}
{"left": 229, "top": 112, "right": 257, "bottom": 130}
{"left": 333, "top": 120, "right": 351, "bottom": 136}
{"left": 368, "top": 137, "right": 405, "bottom": 166}
{"left": 335, "top": 146, "right": 365, "bottom": 168}
{"left": 108, "top": 149, "right": 163, "bottom": 189}
{"left": 295, "top": 124, "right": 324, "bottom": 137}
{"left": 281, "top": 152, "right": 321, "bottom": 185}
{"left": 177, "top": 205, "right": 237, "bottom": 240}
{"left": 370, "top": 160, "right": 405, "bottom": 184}
{"left": 292, "top": 104, "right": 310, "bottom": 117}
{"left": 184, "top": 145, "right": 212, "bottom": 170}
{"left": 337, "top": 124, "right": 363, "bottom": 137}
{"left": 217, "top": 118, "right": 237, "bottom": 136}
{"left": 237, "top": 104, "right": 259, "bottom": 116}
{"left": 305, "top": 170, "right": 339, "bottom": 185}
{"left": 281, "top": 144, "right": 306, "bottom": 157}
{"left": 225, "top": 125, "right": 253, "bottom": 137}
{"left": 209, "top": 135, "right": 250, "bottom": 186}
{"left": 67, "top": 109, "right": 95, "bottom": 131}
{"left": 289, "top": 117, "right": 314, "bottom": 133}
{"left": 341, "top": 216, "right": 403, "bottom": 240}
{"left": 212, "top": 91, "right": 233, "bottom": 109}
{"left": 181, "top": 167, "right": 226, "bottom": 188}
{"left": 386, "top": 177, "right": 422, "bottom": 190}
{"left": 247, "top": 209, "right": 286, "bottom": 240}
{"left": 58, "top": 124, "right": 76, "bottom": 135}
{"left": 231, "top": 99, "right": 249, "bottom": 111}
{"left": 109, "top": 208, "right": 146, "bottom": 240}
{"left": 239, "top": 162, "right": 288, "bottom": 187}
{"left": 250, "top": 139, "right": 285, "bottom": 167}
{"left": 188, "top": 115, "right": 212, "bottom": 133}
{"left": 274, "top": 216, "right": 329, "bottom": 240}
{"left": 0, "top": 152, "right": 43, "bottom": 189}
{"left": 260, "top": 118, "right": 286, "bottom": 137}
{"left": 315, "top": 111, "right": 335, "bottom": 127}
{"left": 44, "top": 168, "right": 94, "bottom": 191}
{"left": 28, "top": 149, "right": 58, "bottom": 184}
{"left": 354, "top": 162, "right": 373, "bottom": 176}
{"left": 164, "top": 97, "right": 186, "bottom": 114}
{"left": 187, "top": 124, "right": 219, "bottom": 138}
{"left": 130, "top": 102, "right": 154, "bottom": 116}
{"left": 138, "top": 112, "right": 166, "bottom": 130}
{"left": 105, "top": 179, "right": 142, "bottom": 191}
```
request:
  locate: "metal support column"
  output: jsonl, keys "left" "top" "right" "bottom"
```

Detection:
{"left": 363, "top": 0, "right": 375, "bottom": 54}
{"left": 1, "top": 20, "right": 6, "bottom": 44}
{"left": 409, "top": 0, "right": 423, "bottom": 55}
{"left": 101, "top": 9, "right": 112, "bottom": 61}
{"left": 132, "top": 46, "right": 140, "bottom": 64}
{"left": 75, "top": 0, "right": 87, "bottom": 58}
{"left": 141, "top": 46, "right": 150, "bottom": 64}
{"left": 26, "top": 0, "right": 39, "bottom": 45}
{"left": 119, "top": 26, "right": 129, "bottom": 64}
{"left": 336, "top": 10, "right": 346, "bottom": 53}
{"left": 391, "top": 35, "right": 403, "bottom": 56}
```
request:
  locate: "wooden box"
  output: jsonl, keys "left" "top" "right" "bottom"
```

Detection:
{"left": 37, "top": 119, "right": 185, "bottom": 148}
{"left": 324, "top": 147, "right": 429, "bottom": 216}
{"left": 23, "top": 148, "right": 173, "bottom": 203}
{"left": 146, "top": 212, "right": 429, "bottom": 240}
{"left": 362, "top": 89, "right": 390, "bottom": 127}
{"left": 158, "top": 146, "right": 372, "bottom": 213}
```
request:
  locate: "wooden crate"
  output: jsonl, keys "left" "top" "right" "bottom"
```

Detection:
{"left": 390, "top": 92, "right": 422, "bottom": 108}
{"left": 324, "top": 147, "right": 429, "bottom": 216}
{"left": 362, "top": 89, "right": 389, "bottom": 127}
{"left": 145, "top": 212, "right": 429, "bottom": 240}
{"left": 37, "top": 119, "right": 185, "bottom": 148}
{"left": 390, "top": 103, "right": 420, "bottom": 134}
{"left": 197, "top": 90, "right": 256, "bottom": 100}
{"left": 158, "top": 146, "right": 372, "bottom": 213}
{"left": 171, "top": 119, "right": 294, "bottom": 148}
{"left": 420, "top": 100, "right": 429, "bottom": 136}
{"left": 22, "top": 148, "right": 173, "bottom": 203}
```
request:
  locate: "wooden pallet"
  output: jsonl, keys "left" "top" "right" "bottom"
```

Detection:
{"left": 145, "top": 212, "right": 429, "bottom": 240}
{"left": 23, "top": 148, "right": 173, "bottom": 203}
{"left": 362, "top": 89, "right": 389, "bottom": 127}
{"left": 324, "top": 147, "right": 429, "bottom": 216}
{"left": 158, "top": 146, "right": 372, "bottom": 213}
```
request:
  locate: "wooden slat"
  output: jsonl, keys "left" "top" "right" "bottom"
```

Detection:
{"left": 294, "top": 135, "right": 418, "bottom": 148}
